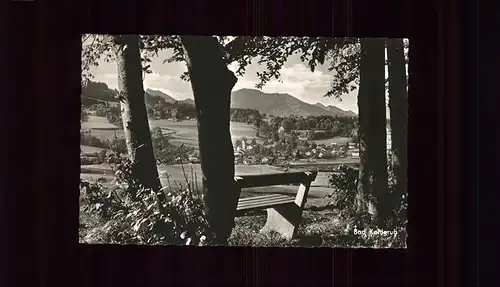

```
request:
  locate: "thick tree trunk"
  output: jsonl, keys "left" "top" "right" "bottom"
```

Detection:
{"left": 112, "top": 35, "right": 163, "bottom": 196}
{"left": 387, "top": 39, "right": 408, "bottom": 211}
{"left": 181, "top": 36, "right": 239, "bottom": 245}
{"left": 356, "top": 39, "right": 391, "bottom": 227}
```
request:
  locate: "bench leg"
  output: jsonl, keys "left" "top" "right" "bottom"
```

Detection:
{"left": 259, "top": 181, "right": 312, "bottom": 240}
{"left": 260, "top": 204, "right": 301, "bottom": 240}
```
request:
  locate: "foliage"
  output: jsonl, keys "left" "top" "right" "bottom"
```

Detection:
{"left": 81, "top": 150, "right": 108, "bottom": 165}
{"left": 80, "top": 134, "right": 127, "bottom": 165}
{"left": 81, "top": 109, "right": 89, "bottom": 122}
{"left": 80, "top": 133, "right": 109, "bottom": 149}
{"left": 81, "top": 81, "right": 118, "bottom": 107}
{"left": 260, "top": 115, "right": 357, "bottom": 140}
{"left": 219, "top": 37, "right": 361, "bottom": 99}
{"left": 147, "top": 98, "right": 196, "bottom": 121}
{"left": 80, "top": 146, "right": 213, "bottom": 246}
{"left": 104, "top": 106, "right": 123, "bottom": 127}
{"left": 221, "top": 37, "right": 408, "bottom": 101}
{"left": 387, "top": 165, "right": 408, "bottom": 228}
{"left": 80, "top": 127, "right": 195, "bottom": 166}
{"left": 230, "top": 108, "right": 263, "bottom": 126}
{"left": 150, "top": 127, "right": 195, "bottom": 165}
{"left": 328, "top": 165, "right": 359, "bottom": 213}
{"left": 81, "top": 35, "right": 179, "bottom": 84}
{"left": 229, "top": 211, "right": 406, "bottom": 248}
{"left": 82, "top": 35, "right": 357, "bottom": 99}
{"left": 82, "top": 35, "right": 409, "bottom": 105}
{"left": 327, "top": 164, "right": 407, "bottom": 245}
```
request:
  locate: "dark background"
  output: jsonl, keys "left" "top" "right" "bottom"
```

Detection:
{"left": 3, "top": 0, "right": 478, "bottom": 286}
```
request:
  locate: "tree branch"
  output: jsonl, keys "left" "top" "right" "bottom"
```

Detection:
{"left": 223, "top": 36, "right": 254, "bottom": 64}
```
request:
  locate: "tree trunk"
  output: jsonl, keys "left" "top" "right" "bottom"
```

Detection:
{"left": 181, "top": 36, "right": 239, "bottom": 245}
{"left": 356, "top": 38, "right": 391, "bottom": 227}
{"left": 387, "top": 39, "right": 408, "bottom": 212}
{"left": 112, "top": 35, "right": 163, "bottom": 197}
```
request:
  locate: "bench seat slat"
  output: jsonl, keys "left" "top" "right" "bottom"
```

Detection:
{"left": 233, "top": 170, "right": 317, "bottom": 239}
{"left": 237, "top": 195, "right": 294, "bottom": 207}
{"left": 237, "top": 197, "right": 294, "bottom": 209}
{"left": 238, "top": 194, "right": 289, "bottom": 203}
{"left": 237, "top": 195, "right": 295, "bottom": 211}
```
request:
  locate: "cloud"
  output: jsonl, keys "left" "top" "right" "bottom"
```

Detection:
{"left": 93, "top": 55, "right": 362, "bottom": 112}
{"left": 100, "top": 73, "right": 118, "bottom": 90}
{"left": 143, "top": 72, "right": 192, "bottom": 99}
{"left": 87, "top": 42, "right": 402, "bottom": 114}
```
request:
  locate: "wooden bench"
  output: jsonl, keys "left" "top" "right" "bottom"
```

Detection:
{"left": 234, "top": 170, "right": 318, "bottom": 240}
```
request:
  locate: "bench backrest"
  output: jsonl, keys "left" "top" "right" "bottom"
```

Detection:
{"left": 234, "top": 170, "right": 318, "bottom": 189}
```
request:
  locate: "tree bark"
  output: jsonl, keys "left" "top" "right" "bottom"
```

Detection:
{"left": 112, "top": 35, "right": 163, "bottom": 197}
{"left": 180, "top": 36, "right": 239, "bottom": 245}
{"left": 387, "top": 39, "right": 408, "bottom": 212}
{"left": 356, "top": 39, "right": 391, "bottom": 227}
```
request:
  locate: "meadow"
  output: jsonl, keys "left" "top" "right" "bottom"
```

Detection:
{"left": 80, "top": 163, "right": 334, "bottom": 199}
{"left": 79, "top": 119, "right": 404, "bottom": 248}
{"left": 81, "top": 115, "right": 257, "bottom": 149}
{"left": 81, "top": 115, "right": 346, "bottom": 198}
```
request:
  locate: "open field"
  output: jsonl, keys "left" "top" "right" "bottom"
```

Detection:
{"left": 80, "top": 163, "right": 334, "bottom": 199}
{"left": 81, "top": 115, "right": 119, "bottom": 130}
{"left": 80, "top": 145, "right": 105, "bottom": 155}
{"left": 81, "top": 116, "right": 349, "bottom": 197}
{"left": 81, "top": 116, "right": 256, "bottom": 149}
{"left": 150, "top": 119, "right": 257, "bottom": 148}
{"left": 284, "top": 159, "right": 360, "bottom": 172}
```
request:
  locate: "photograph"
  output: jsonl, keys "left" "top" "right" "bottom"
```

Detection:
{"left": 79, "top": 35, "right": 408, "bottom": 248}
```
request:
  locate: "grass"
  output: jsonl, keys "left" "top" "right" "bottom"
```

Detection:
{"left": 79, "top": 161, "right": 406, "bottom": 248}
{"left": 80, "top": 193, "right": 406, "bottom": 248}
{"left": 79, "top": 116, "right": 406, "bottom": 247}
{"left": 81, "top": 115, "right": 120, "bottom": 130}
{"left": 229, "top": 209, "right": 347, "bottom": 247}
{"left": 80, "top": 163, "right": 334, "bottom": 199}
{"left": 78, "top": 189, "right": 344, "bottom": 247}
{"left": 80, "top": 145, "right": 105, "bottom": 155}
{"left": 150, "top": 119, "right": 257, "bottom": 148}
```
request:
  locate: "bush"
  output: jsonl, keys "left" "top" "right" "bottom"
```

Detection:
{"left": 105, "top": 107, "right": 122, "bottom": 127}
{"left": 328, "top": 165, "right": 359, "bottom": 213}
{"left": 80, "top": 133, "right": 127, "bottom": 164}
{"left": 80, "top": 133, "right": 108, "bottom": 149}
{"left": 80, "top": 147, "right": 213, "bottom": 246}
{"left": 108, "top": 137, "right": 127, "bottom": 155}
{"left": 81, "top": 110, "right": 89, "bottom": 122}
{"left": 327, "top": 164, "right": 407, "bottom": 247}
{"left": 81, "top": 155, "right": 105, "bottom": 165}
{"left": 150, "top": 127, "right": 194, "bottom": 165}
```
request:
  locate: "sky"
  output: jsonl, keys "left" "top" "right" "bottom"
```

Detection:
{"left": 85, "top": 37, "right": 408, "bottom": 115}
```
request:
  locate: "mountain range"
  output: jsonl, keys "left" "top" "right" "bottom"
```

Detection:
{"left": 145, "top": 88, "right": 357, "bottom": 118}
{"left": 145, "top": 88, "right": 177, "bottom": 104}
{"left": 231, "top": 88, "right": 357, "bottom": 117}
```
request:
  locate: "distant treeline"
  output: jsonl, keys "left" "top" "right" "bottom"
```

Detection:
{"left": 147, "top": 100, "right": 197, "bottom": 120}
{"left": 81, "top": 81, "right": 358, "bottom": 141}
{"left": 81, "top": 81, "right": 118, "bottom": 107}
{"left": 257, "top": 115, "right": 358, "bottom": 141}
{"left": 230, "top": 108, "right": 264, "bottom": 125}
{"left": 81, "top": 81, "right": 268, "bottom": 123}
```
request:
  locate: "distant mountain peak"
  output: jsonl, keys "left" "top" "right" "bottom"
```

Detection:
{"left": 179, "top": 98, "right": 195, "bottom": 106}
{"left": 314, "top": 102, "right": 326, "bottom": 109}
{"left": 231, "top": 88, "right": 357, "bottom": 118}
{"left": 145, "top": 88, "right": 176, "bottom": 103}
